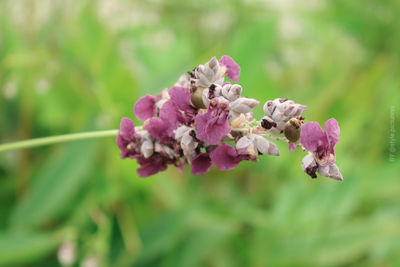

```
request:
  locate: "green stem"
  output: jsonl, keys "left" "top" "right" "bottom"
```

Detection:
{"left": 0, "top": 129, "right": 119, "bottom": 153}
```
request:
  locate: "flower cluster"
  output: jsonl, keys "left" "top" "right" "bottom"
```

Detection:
{"left": 117, "top": 55, "right": 343, "bottom": 181}
{"left": 300, "top": 119, "right": 343, "bottom": 181}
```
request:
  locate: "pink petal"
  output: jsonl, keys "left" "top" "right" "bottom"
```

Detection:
{"left": 194, "top": 113, "right": 209, "bottom": 142}
{"left": 191, "top": 153, "right": 212, "bottom": 174}
{"left": 169, "top": 86, "right": 191, "bottom": 111}
{"left": 210, "top": 144, "right": 241, "bottom": 170}
{"left": 116, "top": 117, "right": 136, "bottom": 151}
{"left": 159, "top": 101, "right": 179, "bottom": 130}
{"left": 137, "top": 155, "right": 167, "bottom": 178}
{"left": 119, "top": 117, "right": 135, "bottom": 139}
{"left": 134, "top": 95, "right": 157, "bottom": 121}
{"left": 206, "top": 118, "right": 231, "bottom": 145}
{"left": 324, "top": 118, "right": 340, "bottom": 147}
{"left": 219, "top": 55, "right": 240, "bottom": 82}
{"left": 300, "top": 122, "right": 326, "bottom": 152}
{"left": 145, "top": 118, "right": 170, "bottom": 143}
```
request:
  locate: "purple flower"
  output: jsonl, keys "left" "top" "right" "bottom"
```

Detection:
{"left": 301, "top": 153, "right": 343, "bottom": 181}
{"left": 136, "top": 154, "right": 168, "bottom": 178}
{"left": 210, "top": 144, "right": 242, "bottom": 170}
{"left": 300, "top": 118, "right": 340, "bottom": 166}
{"left": 116, "top": 117, "right": 140, "bottom": 159}
{"left": 145, "top": 118, "right": 171, "bottom": 143}
{"left": 191, "top": 153, "right": 212, "bottom": 174}
{"left": 134, "top": 95, "right": 157, "bottom": 121}
{"left": 116, "top": 55, "right": 342, "bottom": 181}
{"left": 219, "top": 55, "right": 240, "bottom": 82}
{"left": 169, "top": 86, "right": 193, "bottom": 113}
{"left": 169, "top": 86, "right": 197, "bottom": 124}
{"left": 195, "top": 97, "right": 231, "bottom": 145}
{"left": 145, "top": 101, "right": 178, "bottom": 143}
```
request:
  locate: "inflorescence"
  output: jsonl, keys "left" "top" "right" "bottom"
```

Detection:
{"left": 116, "top": 55, "right": 343, "bottom": 181}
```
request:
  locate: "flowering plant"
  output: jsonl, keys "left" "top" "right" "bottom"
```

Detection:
{"left": 116, "top": 56, "right": 343, "bottom": 181}
{"left": 0, "top": 55, "right": 342, "bottom": 181}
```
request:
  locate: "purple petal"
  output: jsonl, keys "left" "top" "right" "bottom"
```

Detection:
{"left": 324, "top": 118, "right": 340, "bottom": 147}
{"left": 210, "top": 144, "right": 241, "bottom": 170}
{"left": 191, "top": 153, "right": 212, "bottom": 174}
{"left": 134, "top": 95, "right": 157, "bottom": 121}
{"left": 145, "top": 101, "right": 179, "bottom": 143}
{"left": 136, "top": 155, "right": 167, "bottom": 178}
{"left": 194, "top": 113, "right": 209, "bottom": 142}
{"left": 159, "top": 101, "right": 179, "bottom": 129}
{"left": 169, "top": 86, "right": 191, "bottom": 111}
{"left": 145, "top": 118, "right": 170, "bottom": 143}
{"left": 119, "top": 117, "right": 135, "bottom": 138}
{"left": 300, "top": 122, "right": 326, "bottom": 152}
{"left": 116, "top": 135, "right": 125, "bottom": 153}
{"left": 219, "top": 55, "right": 240, "bottom": 82}
{"left": 194, "top": 103, "right": 231, "bottom": 145}
{"left": 206, "top": 117, "right": 231, "bottom": 145}
{"left": 116, "top": 117, "right": 136, "bottom": 151}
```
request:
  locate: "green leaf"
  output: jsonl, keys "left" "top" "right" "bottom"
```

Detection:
{"left": 133, "top": 211, "right": 186, "bottom": 266}
{"left": 174, "top": 227, "right": 232, "bottom": 267}
{"left": 10, "top": 140, "right": 97, "bottom": 230}
{"left": 0, "top": 232, "right": 58, "bottom": 266}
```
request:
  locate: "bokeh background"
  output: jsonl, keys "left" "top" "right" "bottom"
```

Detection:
{"left": 1, "top": 0, "right": 399, "bottom": 266}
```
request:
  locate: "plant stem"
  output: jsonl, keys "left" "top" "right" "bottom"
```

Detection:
{"left": 0, "top": 129, "right": 119, "bottom": 153}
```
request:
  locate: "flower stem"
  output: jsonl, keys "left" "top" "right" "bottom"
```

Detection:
{"left": 0, "top": 129, "right": 119, "bottom": 153}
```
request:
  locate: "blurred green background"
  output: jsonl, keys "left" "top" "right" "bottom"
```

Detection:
{"left": 0, "top": 0, "right": 399, "bottom": 266}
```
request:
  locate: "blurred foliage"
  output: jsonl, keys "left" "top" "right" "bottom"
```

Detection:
{"left": 0, "top": 0, "right": 400, "bottom": 266}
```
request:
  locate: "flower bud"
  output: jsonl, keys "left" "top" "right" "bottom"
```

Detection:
{"left": 230, "top": 97, "right": 259, "bottom": 113}
{"left": 263, "top": 98, "right": 306, "bottom": 123}
{"left": 193, "top": 57, "right": 224, "bottom": 88}
{"left": 254, "top": 135, "right": 280, "bottom": 156}
{"left": 263, "top": 100, "right": 276, "bottom": 116}
{"left": 228, "top": 84, "right": 242, "bottom": 101}
{"left": 221, "top": 84, "right": 230, "bottom": 99}
{"left": 222, "top": 84, "right": 242, "bottom": 101}
{"left": 190, "top": 87, "right": 207, "bottom": 109}
{"left": 284, "top": 117, "right": 302, "bottom": 142}
{"left": 236, "top": 135, "right": 257, "bottom": 156}
{"left": 301, "top": 154, "right": 318, "bottom": 178}
{"left": 318, "top": 164, "right": 343, "bottom": 181}
{"left": 141, "top": 139, "right": 154, "bottom": 158}
{"left": 207, "top": 84, "right": 222, "bottom": 99}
